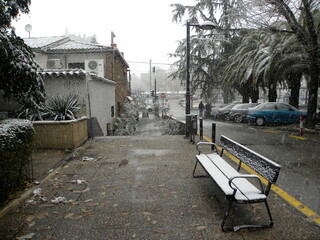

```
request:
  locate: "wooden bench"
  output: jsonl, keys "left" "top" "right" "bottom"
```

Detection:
{"left": 193, "top": 135, "right": 281, "bottom": 232}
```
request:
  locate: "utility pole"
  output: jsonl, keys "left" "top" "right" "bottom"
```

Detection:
{"left": 149, "top": 59, "right": 152, "bottom": 92}
{"left": 153, "top": 66, "right": 156, "bottom": 101}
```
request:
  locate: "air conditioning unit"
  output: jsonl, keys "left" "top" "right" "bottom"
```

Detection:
{"left": 47, "top": 59, "right": 62, "bottom": 69}
{"left": 85, "top": 59, "right": 104, "bottom": 78}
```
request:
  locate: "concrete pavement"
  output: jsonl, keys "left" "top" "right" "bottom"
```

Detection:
{"left": 0, "top": 116, "right": 319, "bottom": 239}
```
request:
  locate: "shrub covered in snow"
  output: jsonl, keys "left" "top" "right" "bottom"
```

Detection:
{"left": 111, "top": 102, "right": 139, "bottom": 136}
{"left": 0, "top": 119, "right": 34, "bottom": 204}
{"left": 156, "top": 118, "right": 184, "bottom": 135}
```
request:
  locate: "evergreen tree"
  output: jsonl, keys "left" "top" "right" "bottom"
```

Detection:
{"left": 0, "top": 0, "right": 45, "bottom": 107}
{"left": 170, "top": 0, "right": 250, "bottom": 102}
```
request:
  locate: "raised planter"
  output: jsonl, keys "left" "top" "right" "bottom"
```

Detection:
{"left": 33, "top": 117, "right": 88, "bottom": 149}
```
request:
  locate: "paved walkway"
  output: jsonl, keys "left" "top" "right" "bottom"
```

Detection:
{"left": 0, "top": 116, "right": 319, "bottom": 239}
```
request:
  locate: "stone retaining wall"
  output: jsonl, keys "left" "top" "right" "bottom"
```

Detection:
{"left": 33, "top": 117, "right": 88, "bottom": 149}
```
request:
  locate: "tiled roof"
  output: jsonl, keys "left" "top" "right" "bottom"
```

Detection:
{"left": 47, "top": 40, "right": 110, "bottom": 52}
{"left": 40, "top": 68, "right": 87, "bottom": 77}
{"left": 39, "top": 69, "right": 116, "bottom": 85}
{"left": 23, "top": 36, "right": 69, "bottom": 49}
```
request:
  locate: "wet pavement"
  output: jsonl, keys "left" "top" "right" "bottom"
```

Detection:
{"left": 0, "top": 115, "right": 319, "bottom": 239}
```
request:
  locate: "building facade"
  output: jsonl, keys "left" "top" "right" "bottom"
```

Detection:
{"left": 24, "top": 36, "right": 130, "bottom": 117}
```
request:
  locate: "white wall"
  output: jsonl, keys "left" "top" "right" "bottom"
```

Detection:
{"left": 43, "top": 75, "right": 88, "bottom": 117}
{"left": 87, "top": 75, "right": 115, "bottom": 136}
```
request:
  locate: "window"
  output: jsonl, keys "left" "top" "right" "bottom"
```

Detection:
{"left": 277, "top": 103, "right": 290, "bottom": 111}
{"left": 263, "top": 103, "right": 276, "bottom": 110}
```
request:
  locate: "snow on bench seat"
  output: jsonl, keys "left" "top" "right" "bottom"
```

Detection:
{"left": 196, "top": 153, "right": 266, "bottom": 202}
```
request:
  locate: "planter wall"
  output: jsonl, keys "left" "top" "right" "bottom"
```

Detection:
{"left": 33, "top": 117, "right": 88, "bottom": 149}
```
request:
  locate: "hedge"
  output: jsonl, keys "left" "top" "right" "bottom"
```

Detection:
{"left": 0, "top": 119, "right": 34, "bottom": 204}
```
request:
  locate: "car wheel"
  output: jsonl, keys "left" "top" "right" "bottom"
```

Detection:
{"left": 234, "top": 114, "right": 243, "bottom": 123}
{"left": 256, "top": 117, "right": 265, "bottom": 126}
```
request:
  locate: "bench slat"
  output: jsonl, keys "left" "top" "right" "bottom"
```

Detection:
{"left": 197, "top": 154, "right": 234, "bottom": 196}
{"left": 220, "top": 135, "right": 281, "bottom": 184}
{"left": 206, "top": 153, "right": 266, "bottom": 201}
{"left": 196, "top": 154, "right": 266, "bottom": 202}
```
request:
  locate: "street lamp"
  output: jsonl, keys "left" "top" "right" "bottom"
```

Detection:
{"left": 185, "top": 21, "right": 215, "bottom": 137}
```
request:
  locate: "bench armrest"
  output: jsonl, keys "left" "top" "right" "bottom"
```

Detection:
{"left": 196, "top": 142, "right": 217, "bottom": 154}
{"left": 228, "top": 174, "right": 265, "bottom": 195}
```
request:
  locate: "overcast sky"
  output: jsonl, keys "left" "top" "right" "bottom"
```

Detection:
{"left": 13, "top": 0, "right": 193, "bottom": 76}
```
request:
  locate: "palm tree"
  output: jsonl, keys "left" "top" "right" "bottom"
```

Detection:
{"left": 223, "top": 27, "right": 308, "bottom": 107}
{"left": 222, "top": 30, "right": 266, "bottom": 102}
{"left": 261, "top": 0, "right": 320, "bottom": 127}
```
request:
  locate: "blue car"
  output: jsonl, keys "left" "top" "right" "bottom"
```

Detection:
{"left": 247, "top": 102, "right": 306, "bottom": 126}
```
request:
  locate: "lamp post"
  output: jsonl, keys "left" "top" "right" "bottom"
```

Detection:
{"left": 185, "top": 21, "right": 215, "bottom": 138}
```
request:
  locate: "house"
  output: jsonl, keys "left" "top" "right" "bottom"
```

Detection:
{"left": 23, "top": 36, "right": 130, "bottom": 117}
{"left": 40, "top": 69, "right": 115, "bottom": 137}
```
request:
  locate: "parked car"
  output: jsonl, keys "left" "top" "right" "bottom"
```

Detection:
{"left": 227, "top": 103, "right": 260, "bottom": 123}
{"left": 210, "top": 104, "right": 227, "bottom": 118}
{"left": 247, "top": 102, "right": 307, "bottom": 126}
{"left": 215, "top": 102, "right": 242, "bottom": 120}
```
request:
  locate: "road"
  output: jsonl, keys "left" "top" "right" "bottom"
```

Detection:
{"left": 167, "top": 99, "right": 320, "bottom": 215}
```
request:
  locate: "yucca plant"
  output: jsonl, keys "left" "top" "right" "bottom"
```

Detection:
{"left": 45, "top": 94, "right": 80, "bottom": 121}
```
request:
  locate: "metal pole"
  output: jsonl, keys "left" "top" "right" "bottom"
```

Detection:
{"left": 149, "top": 59, "right": 152, "bottom": 92}
{"left": 185, "top": 22, "right": 191, "bottom": 138}
{"left": 211, "top": 123, "right": 216, "bottom": 150}
{"left": 154, "top": 67, "right": 156, "bottom": 101}
{"left": 200, "top": 118, "right": 203, "bottom": 140}
{"left": 154, "top": 78, "right": 156, "bottom": 101}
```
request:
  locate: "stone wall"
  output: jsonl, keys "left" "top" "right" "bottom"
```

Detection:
{"left": 33, "top": 117, "right": 88, "bottom": 149}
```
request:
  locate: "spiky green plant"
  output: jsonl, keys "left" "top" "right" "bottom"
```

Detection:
{"left": 45, "top": 94, "right": 80, "bottom": 121}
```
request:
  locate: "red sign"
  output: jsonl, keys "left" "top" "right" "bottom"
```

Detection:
{"left": 160, "top": 93, "right": 166, "bottom": 98}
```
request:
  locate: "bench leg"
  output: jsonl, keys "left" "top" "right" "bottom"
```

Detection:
{"left": 192, "top": 160, "right": 209, "bottom": 178}
{"left": 265, "top": 200, "right": 274, "bottom": 227}
{"left": 221, "top": 200, "right": 233, "bottom": 232}
{"left": 221, "top": 200, "right": 274, "bottom": 232}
